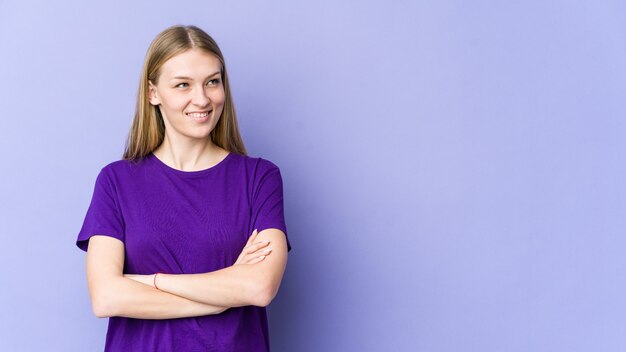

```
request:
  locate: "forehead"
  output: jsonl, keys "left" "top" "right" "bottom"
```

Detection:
{"left": 160, "top": 48, "right": 222, "bottom": 78}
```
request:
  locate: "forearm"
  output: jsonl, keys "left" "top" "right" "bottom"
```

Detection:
{"left": 128, "top": 229, "right": 288, "bottom": 308}
{"left": 95, "top": 276, "right": 229, "bottom": 319}
{"left": 156, "top": 265, "right": 267, "bottom": 308}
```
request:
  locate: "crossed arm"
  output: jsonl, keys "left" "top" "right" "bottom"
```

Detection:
{"left": 86, "top": 228, "right": 288, "bottom": 319}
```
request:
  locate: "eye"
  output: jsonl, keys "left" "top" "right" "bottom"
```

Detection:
{"left": 175, "top": 82, "right": 189, "bottom": 88}
{"left": 206, "top": 78, "right": 221, "bottom": 86}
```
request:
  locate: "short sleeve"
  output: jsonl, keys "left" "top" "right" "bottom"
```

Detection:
{"left": 251, "top": 161, "right": 292, "bottom": 252}
{"left": 76, "top": 166, "right": 125, "bottom": 252}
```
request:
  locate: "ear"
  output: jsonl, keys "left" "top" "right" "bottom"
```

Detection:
{"left": 148, "top": 81, "right": 160, "bottom": 106}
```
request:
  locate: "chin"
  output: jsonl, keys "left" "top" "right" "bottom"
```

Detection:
{"left": 188, "top": 130, "right": 214, "bottom": 140}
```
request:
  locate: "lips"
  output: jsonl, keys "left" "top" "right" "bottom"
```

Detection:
{"left": 186, "top": 110, "right": 212, "bottom": 118}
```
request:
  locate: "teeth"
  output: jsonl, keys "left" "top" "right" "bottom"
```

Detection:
{"left": 187, "top": 111, "right": 210, "bottom": 118}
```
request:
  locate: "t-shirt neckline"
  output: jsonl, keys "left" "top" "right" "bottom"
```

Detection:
{"left": 148, "top": 151, "right": 234, "bottom": 177}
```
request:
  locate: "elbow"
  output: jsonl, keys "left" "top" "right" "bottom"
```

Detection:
{"left": 251, "top": 291, "right": 273, "bottom": 308}
{"left": 257, "top": 291, "right": 274, "bottom": 308}
{"left": 251, "top": 281, "right": 278, "bottom": 307}
{"left": 90, "top": 288, "right": 119, "bottom": 318}
{"left": 91, "top": 298, "right": 113, "bottom": 318}
{"left": 92, "top": 306, "right": 110, "bottom": 319}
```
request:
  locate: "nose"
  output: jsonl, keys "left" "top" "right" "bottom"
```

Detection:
{"left": 191, "top": 84, "right": 211, "bottom": 107}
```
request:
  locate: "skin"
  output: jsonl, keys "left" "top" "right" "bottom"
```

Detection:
{"left": 87, "top": 48, "right": 289, "bottom": 319}
{"left": 122, "top": 228, "right": 288, "bottom": 309}
{"left": 148, "top": 47, "right": 229, "bottom": 171}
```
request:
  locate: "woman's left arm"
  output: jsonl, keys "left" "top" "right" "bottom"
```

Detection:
{"left": 126, "top": 228, "right": 288, "bottom": 308}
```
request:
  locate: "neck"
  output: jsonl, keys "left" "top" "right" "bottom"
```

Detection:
{"left": 153, "top": 135, "right": 225, "bottom": 172}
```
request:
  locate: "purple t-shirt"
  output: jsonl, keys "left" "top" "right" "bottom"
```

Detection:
{"left": 76, "top": 151, "right": 291, "bottom": 351}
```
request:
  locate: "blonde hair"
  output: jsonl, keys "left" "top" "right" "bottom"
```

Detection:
{"left": 123, "top": 25, "right": 247, "bottom": 161}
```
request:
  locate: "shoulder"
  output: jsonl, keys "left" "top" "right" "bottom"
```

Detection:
{"left": 234, "top": 153, "right": 282, "bottom": 176}
{"left": 97, "top": 157, "right": 148, "bottom": 183}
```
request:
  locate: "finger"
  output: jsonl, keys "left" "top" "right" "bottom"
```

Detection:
{"left": 249, "top": 249, "right": 272, "bottom": 259}
{"left": 243, "top": 249, "right": 271, "bottom": 264}
{"left": 247, "top": 241, "right": 270, "bottom": 253}
{"left": 246, "top": 228, "right": 259, "bottom": 245}
{"left": 247, "top": 255, "right": 267, "bottom": 264}
{"left": 244, "top": 239, "right": 269, "bottom": 254}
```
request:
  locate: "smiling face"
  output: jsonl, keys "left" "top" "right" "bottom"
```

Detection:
{"left": 148, "top": 48, "right": 225, "bottom": 141}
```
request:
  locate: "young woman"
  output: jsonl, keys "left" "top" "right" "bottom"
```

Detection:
{"left": 76, "top": 24, "right": 292, "bottom": 351}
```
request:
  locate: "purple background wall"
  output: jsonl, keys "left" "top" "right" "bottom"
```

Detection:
{"left": 0, "top": 1, "right": 625, "bottom": 351}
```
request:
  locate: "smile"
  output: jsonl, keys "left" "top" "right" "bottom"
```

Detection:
{"left": 186, "top": 111, "right": 212, "bottom": 118}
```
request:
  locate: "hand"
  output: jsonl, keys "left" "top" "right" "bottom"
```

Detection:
{"left": 233, "top": 228, "right": 272, "bottom": 266}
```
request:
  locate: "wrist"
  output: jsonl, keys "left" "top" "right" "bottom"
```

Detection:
{"left": 153, "top": 272, "right": 160, "bottom": 290}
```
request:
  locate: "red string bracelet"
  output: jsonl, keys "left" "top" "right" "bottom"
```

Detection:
{"left": 154, "top": 272, "right": 161, "bottom": 290}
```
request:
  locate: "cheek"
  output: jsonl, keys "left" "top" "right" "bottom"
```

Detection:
{"left": 161, "top": 95, "right": 188, "bottom": 111}
{"left": 210, "top": 89, "right": 226, "bottom": 106}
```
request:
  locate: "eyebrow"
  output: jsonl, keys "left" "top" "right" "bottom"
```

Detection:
{"left": 170, "top": 71, "right": 221, "bottom": 81}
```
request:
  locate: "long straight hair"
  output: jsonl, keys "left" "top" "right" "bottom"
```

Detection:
{"left": 123, "top": 25, "right": 247, "bottom": 161}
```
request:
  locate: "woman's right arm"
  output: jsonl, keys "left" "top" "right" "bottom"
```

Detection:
{"left": 86, "top": 235, "right": 229, "bottom": 319}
